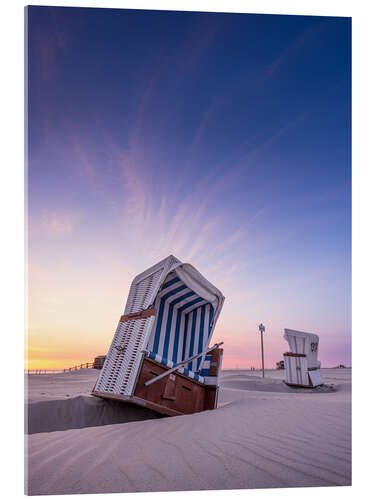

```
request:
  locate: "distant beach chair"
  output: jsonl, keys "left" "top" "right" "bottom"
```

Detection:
{"left": 283, "top": 329, "right": 323, "bottom": 387}
{"left": 92, "top": 255, "right": 225, "bottom": 416}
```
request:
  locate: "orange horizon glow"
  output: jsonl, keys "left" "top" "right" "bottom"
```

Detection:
{"left": 25, "top": 312, "right": 347, "bottom": 371}
{"left": 26, "top": 247, "right": 350, "bottom": 371}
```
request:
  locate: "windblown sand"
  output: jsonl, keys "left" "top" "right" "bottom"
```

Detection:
{"left": 25, "top": 368, "right": 351, "bottom": 495}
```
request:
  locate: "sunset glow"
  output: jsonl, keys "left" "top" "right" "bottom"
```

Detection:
{"left": 26, "top": 7, "right": 351, "bottom": 370}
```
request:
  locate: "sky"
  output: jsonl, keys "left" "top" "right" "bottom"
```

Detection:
{"left": 26, "top": 6, "right": 351, "bottom": 370}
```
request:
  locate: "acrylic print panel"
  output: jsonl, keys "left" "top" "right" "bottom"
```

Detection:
{"left": 25, "top": 4, "right": 351, "bottom": 496}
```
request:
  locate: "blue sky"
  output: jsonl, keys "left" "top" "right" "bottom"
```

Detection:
{"left": 27, "top": 7, "right": 351, "bottom": 369}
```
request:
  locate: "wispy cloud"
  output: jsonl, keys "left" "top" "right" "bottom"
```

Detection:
{"left": 176, "top": 17, "right": 222, "bottom": 76}
{"left": 266, "top": 23, "right": 327, "bottom": 77}
{"left": 31, "top": 210, "right": 83, "bottom": 237}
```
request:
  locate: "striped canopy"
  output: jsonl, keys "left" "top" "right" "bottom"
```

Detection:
{"left": 95, "top": 255, "right": 224, "bottom": 396}
{"left": 147, "top": 271, "right": 215, "bottom": 372}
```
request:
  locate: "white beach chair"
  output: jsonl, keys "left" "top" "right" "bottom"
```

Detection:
{"left": 283, "top": 329, "right": 323, "bottom": 387}
{"left": 92, "top": 255, "right": 225, "bottom": 416}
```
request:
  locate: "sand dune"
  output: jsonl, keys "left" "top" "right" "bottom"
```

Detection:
{"left": 25, "top": 368, "right": 351, "bottom": 495}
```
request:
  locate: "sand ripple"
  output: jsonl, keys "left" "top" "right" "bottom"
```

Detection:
{"left": 25, "top": 368, "right": 351, "bottom": 495}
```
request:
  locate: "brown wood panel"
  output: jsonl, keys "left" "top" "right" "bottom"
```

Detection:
{"left": 162, "top": 374, "right": 177, "bottom": 401}
{"left": 93, "top": 354, "right": 221, "bottom": 416}
{"left": 284, "top": 352, "right": 306, "bottom": 358}
{"left": 204, "top": 387, "right": 217, "bottom": 410}
{"left": 208, "top": 348, "right": 222, "bottom": 376}
{"left": 133, "top": 357, "right": 210, "bottom": 415}
{"left": 119, "top": 308, "right": 156, "bottom": 322}
{"left": 92, "top": 391, "right": 183, "bottom": 416}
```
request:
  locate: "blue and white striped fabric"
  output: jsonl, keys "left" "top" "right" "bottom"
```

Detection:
{"left": 147, "top": 352, "right": 205, "bottom": 383}
{"left": 146, "top": 272, "right": 215, "bottom": 381}
{"left": 199, "top": 354, "right": 212, "bottom": 377}
{"left": 147, "top": 352, "right": 174, "bottom": 368}
{"left": 177, "top": 367, "right": 204, "bottom": 383}
{"left": 200, "top": 354, "right": 218, "bottom": 385}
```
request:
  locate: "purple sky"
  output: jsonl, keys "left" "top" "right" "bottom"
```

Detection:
{"left": 26, "top": 7, "right": 351, "bottom": 369}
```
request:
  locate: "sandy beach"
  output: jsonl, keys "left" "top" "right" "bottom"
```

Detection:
{"left": 25, "top": 368, "right": 351, "bottom": 495}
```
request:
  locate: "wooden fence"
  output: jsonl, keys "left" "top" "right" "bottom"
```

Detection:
{"left": 25, "top": 362, "right": 94, "bottom": 374}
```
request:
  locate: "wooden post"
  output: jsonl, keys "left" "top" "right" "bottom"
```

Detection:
{"left": 258, "top": 323, "right": 265, "bottom": 378}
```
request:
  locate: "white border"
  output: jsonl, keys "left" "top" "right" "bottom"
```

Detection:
{"left": 2, "top": 1, "right": 373, "bottom": 499}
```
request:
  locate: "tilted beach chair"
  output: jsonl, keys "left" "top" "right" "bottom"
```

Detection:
{"left": 283, "top": 329, "right": 323, "bottom": 387}
{"left": 92, "top": 255, "right": 225, "bottom": 416}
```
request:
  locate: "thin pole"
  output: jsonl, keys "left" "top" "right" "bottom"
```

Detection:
{"left": 258, "top": 323, "right": 265, "bottom": 378}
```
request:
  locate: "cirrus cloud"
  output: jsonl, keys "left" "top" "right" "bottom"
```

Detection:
{"left": 30, "top": 209, "right": 84, "bottom": 237}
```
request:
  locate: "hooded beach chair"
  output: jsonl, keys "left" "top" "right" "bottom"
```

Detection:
{"left": 283, "top": 328, "right": 323, "bottom": 387}
{"left": 92, "top": 255, "right": 225, "bottom": 416}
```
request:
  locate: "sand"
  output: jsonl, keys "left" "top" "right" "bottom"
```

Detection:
{"left": 25, "top": 368, "right": 351, "bottom": 495}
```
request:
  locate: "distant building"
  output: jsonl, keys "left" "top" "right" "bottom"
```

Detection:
{"left": 93, "top": 355, "right": 106, "bottom": 369}
{"left": 276, "top": 360, "right": 285, "bottom": 370}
